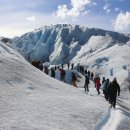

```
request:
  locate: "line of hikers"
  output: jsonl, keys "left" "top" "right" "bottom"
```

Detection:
{"left": 84, "top": 70, "right": 120, "bottom": 108}
{"left": 31, "top": 60, "right": 120, "bottom": 108}
{"left": 31, "top": 60, "right": 77, "bottom": 87}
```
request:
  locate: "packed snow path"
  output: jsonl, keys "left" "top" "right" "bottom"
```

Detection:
{"left": 76, "top": 73, "right": 130, "bottom": 130}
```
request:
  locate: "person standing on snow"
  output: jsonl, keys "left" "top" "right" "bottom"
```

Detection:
{"left": 72, "top": 72, "right": 77, "bottom": 87}
{"left": 95, "top": 76, "right": 101, "bottom": 94}
{"left": 87, "top": 71, "right": 90, "bottom": 79}
{"left": 91, "top": 72, "right": 94, "bottom": 80}
{"left": 102, "top": 77, "right": 106, "bottom": 85}
{"left": 84, "top": 75, "right": 90, "bottom": 92}
{"left": 60, "top": 68, "right": 66, "bottom": 82}
{"left": 102, "top": 79, "right": 110, "bottom": 101}
{"left": 51, "top": 68, "right": 55, "bottom": 78}
{"left": 108, "top": 78, "right": 120, "bottom": 108}
{"left": 71, "top": 63, "right": 74, "bottom": 70}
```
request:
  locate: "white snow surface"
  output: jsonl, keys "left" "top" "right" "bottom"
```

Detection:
{"left": 1, "top": 24, "right": 130, "bottom": 129}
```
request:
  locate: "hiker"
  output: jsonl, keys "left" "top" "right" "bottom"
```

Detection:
{"left": 80, "top": 66, "right": 84, "bottom": 74}
{"left": 102, "top": 79, "right": 110, "bottom": 101}
{"left": 71, "top": 63, "right": 74, "bottom": 70}
{"left": 72, "top": 72, "right": 77, "bottom": 87}
{"left": 84, "top": 69, "right": 87, "bottom": 75}
{"left": 60, "top": 68, "right": 66, "bottom": 82}
{"left": 102, "top": 77, "right": 106, "bottom": 85}
{"left": 91, "top": 72, "right": 94, "bottom": 80}
{"left": 55, "top": 65, "right": 57, "bottom": 70}
{"left": 87, "top": 71, "right": 90, "bottom": 78}
{"left": 51, "top": 68, "right": 55, "bottom": 78}
{"left": 108, "top": 78, "right": 120, "bottom": 108}
{"left": 44, "top": 66, "right": 49, "bottom": 75}
{"left": 95, "top": 76, "right": 101, "bottom": 94}
{"left": 37, "top": 61, "right": 43, "bottom": 71}
{"left": 84, "top": 75, "right": 90, "bottom": 92}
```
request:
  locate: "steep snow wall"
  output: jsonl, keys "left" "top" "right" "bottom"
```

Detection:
{"left": 12, "top": 24, "right": 129, "bottom": 64}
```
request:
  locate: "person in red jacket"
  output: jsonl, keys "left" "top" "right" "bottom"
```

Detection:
{"left": 96, "top": 76, "right": 101, "bottom": 94}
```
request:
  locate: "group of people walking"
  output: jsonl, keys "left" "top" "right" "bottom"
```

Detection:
{"left": 83, "top": 70, "right": 120, "bottom": 108}
{"left": 31, "top": 60, "right": 77, "bottom": 87}
{"left": 31, "top": 60, "right": 120, "bottom": 108}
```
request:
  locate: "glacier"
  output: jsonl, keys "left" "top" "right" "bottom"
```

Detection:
{"left": 12, "top": 24, "right": 130, "bottom": 64}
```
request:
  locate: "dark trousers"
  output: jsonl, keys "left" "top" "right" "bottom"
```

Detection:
{"left": 103, "top": 90, "right": 108, "bottom": 100}
{"left": 84, "top": 84, "right": 89, "bottom": 92}
{"left": 109, "top": 96, "right": 116, "bottom": 108}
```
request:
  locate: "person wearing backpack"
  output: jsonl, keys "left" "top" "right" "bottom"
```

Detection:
{"left": 108, "top": 78, "right": 120, "bottom": 108}
{"left": 84, "top": 75, "right": 90, "bottom": 92}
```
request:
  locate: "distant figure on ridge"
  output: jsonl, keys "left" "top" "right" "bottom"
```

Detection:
{"left": 72, "top": 72, "right": 77, "bottom": 87}
{"left": 91, "top": 72, "right": 94, "bottom": 80}
{"left": 44, "top": 66, "right": 49, "bottom": 75}
{"left": 84, "top": 75, "right": 90, "bottom": 92}
{"left": 71, "top": 63, "right": 74, "bottom": 70}
{"left": 51, "top": 68, "right": 55, "bottom": 78}
{"left": 60, "top": 68, "right": 66, "bottom": 82}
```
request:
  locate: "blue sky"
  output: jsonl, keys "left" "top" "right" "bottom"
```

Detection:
{"left": 0, "top": 0, "right": 130, "bottom": 37}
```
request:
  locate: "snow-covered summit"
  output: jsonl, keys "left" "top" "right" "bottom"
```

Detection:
{"left": 12, "top": 24, "right": 129, "bottom": 64}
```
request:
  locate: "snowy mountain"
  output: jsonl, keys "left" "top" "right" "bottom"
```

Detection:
{"left": 11, "top": 24, "right": 130, "bottom": 89}
{"left": 12, "top": 24, "right": 129, "bottom": 64}
{"left": 0, "top": 37, "right": 130, "bottom": 130}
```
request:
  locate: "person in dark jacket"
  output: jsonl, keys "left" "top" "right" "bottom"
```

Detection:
{"left": 108, "top": 78, "right": 120, "bottom": 108}
{"left": 72, "top": 72, "right": 77, "bottom": 87}
{"left": 60, "top": 68, "right": 66, "bottom": 82}
{"left": 102, "top": 79, "right": 110, "bottom": 101}
{"left": 51, "top": 68, "right": 55, "bottom": 78}
{"left": 71, "top": 63, "right": 74, "bottom": 70}
{"left": 87, "top": 71, "right": 90, "bottom": 78}
{"left": 44, "top": 66, "right": 49, "bottom": 75}
{"left": 102, "top": 77, "right": 106, "bottom": 85}
{"left": 84, "top": 75, "right": 90, "bottom": 92}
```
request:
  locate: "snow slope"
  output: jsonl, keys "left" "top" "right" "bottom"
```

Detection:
{"left": 0, "top": 39, "right": 109, "bottom": 129}
{"left": 1, "top": 23, "right": 130, "bottom": 129}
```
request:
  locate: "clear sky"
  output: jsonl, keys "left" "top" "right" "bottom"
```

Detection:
{"left": 0, "top": 0, "right": 130, "bottom": 38}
